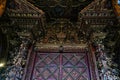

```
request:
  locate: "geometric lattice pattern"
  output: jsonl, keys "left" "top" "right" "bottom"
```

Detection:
{"left": 32, "top": 53, "right": 90, "bottom": 80}
{"left": 32, "top": 53, "right": 60, "bottom": 80}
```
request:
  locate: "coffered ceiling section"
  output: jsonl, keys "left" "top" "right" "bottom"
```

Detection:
{"left": 28, "top": 0, "right": 93, "bottom": 21}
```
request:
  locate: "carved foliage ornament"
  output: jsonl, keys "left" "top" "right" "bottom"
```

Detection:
{"left": 29, "top": 0, "right": 87, "bottom": 7}
{"left": 40, "top": 19, "right": 87, "bottom": 44}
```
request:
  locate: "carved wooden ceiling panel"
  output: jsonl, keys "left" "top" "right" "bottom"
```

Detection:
{"left": 28, "top": 0, "right": 93, "bottom": 21}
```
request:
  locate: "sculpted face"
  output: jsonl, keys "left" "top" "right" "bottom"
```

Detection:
{"left": 0, "top": 0, "right": 6, "bottom": 17}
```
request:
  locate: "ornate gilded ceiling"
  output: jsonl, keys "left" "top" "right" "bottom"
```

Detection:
{"left": 28, "top": 0, "right": 93, "bottom": 22}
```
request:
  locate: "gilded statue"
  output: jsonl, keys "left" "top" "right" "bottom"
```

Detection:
{"left": 0, "top": 0, "right": 6, "bottom": 16}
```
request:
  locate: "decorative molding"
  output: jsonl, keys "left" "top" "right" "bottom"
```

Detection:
{"left": 36, "top": 19, "right": 88, "bottom": 44}
{"left": 7, "top": 0, "right": 44, "bottom": 15}
{"left": 79, "top": 0, "right": 116, "bottom": 26}
{"left": 80, "top": 0, "right": 108, "bottom": 14}
{"left": 28, "top": 0, "right": 93, "bottom": 19}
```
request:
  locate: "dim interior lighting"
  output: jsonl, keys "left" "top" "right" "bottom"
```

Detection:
{"left": 0, "top": 63, "right": 5, "bottom": 67}
{"left": 118, "top": 0, "right": 120, "bottom": 5}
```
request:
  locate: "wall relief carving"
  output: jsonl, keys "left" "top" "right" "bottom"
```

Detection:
{"left": 35, "top": 19, "right": 88, "bottom": 44}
